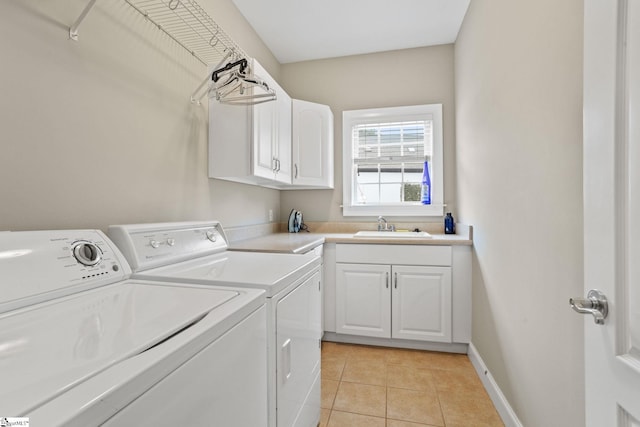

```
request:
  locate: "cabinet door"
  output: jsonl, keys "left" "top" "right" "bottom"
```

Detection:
{"left": 291, "top": 100, "right": 334, "bottom": 188}
{"left": 276, "top": 271, "right": 322, "bottom": 427}
{"left": 252, "top": 61, "right": 277, "bottom": 180}
{"left": 252, "top": 92, "right": 277, "bottom": 180}
{"left": 391, "top": 266, "right": 452, "bottom": 342}
{"left": 336, "top": 263, "right": 391, "bottom": 338}
{"left": 274, "top": 89, "right": 292, "bottom": 184}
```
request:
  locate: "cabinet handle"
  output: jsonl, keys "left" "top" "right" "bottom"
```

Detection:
{"left": 394, "top": 272, "right": 398, "bottom": 289}
{"left": 385, "top": 272, "right": 389, "bottom": 289}
{"left": 294, "top": 164, "right": 298, "bottom": 178}
{"left": 272, "top": 157, "right": 277, "bottom": 171}
{"left": 277, "top": 159, "right": 281, "bottom": 172}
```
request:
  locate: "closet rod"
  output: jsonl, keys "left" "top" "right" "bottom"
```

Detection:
{"left": 190, "top": 50, "right": 234, "bottom": 105}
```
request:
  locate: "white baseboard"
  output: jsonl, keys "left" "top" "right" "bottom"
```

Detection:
{"left": 468, "top": 343, "right": 523, "bottom": 427}
{"left": 323, "top": 332, "right": 468, "bottom": 354}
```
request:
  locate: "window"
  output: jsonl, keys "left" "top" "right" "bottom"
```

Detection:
{"left": 342, "top": 104, "right": 444, "bottom": 216}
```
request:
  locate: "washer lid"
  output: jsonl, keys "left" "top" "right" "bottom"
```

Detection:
{"left": 138, "top": 250, "right": 321, "bottom": 297}
{"left": 0, "top": 281, "right": 239, "bottom": 416}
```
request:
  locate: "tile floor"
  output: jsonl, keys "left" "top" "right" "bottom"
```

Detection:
{"left": 320, "top": 342, "right": 504, "bottom": 427}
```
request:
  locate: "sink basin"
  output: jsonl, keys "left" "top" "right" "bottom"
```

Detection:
{"left": 354, "top": 231, "right": 432, "bottom": 239}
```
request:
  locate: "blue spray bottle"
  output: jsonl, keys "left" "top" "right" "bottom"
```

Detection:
{"left": 444, "top": 212, "right": 456, "bottom": 234}
{"left": 421, "top": 155, "right": 431, "bottom": 205}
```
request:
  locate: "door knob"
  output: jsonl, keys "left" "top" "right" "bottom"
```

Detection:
{"left": 569, "top": 289, "right": 608, "bottom": 325}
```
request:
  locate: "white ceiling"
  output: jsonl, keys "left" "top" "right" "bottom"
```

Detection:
{"left": 231, "top": 0, "right": 471, "bottom": 64}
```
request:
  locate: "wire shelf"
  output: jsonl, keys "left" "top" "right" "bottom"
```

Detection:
{"left": 70, "top": 0, "right": 267, "bottom": 104}
{"left": 124, "top": 0, "right": 246, "bottom": 66}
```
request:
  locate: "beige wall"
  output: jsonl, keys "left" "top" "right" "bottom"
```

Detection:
{"left": 455, "top": 0, "right": 584, "bottom": 425}
{"left": 0, "top": 0, "right": 280, "bottom": 232}
{"left": 280, "top": 45, "right": 455, "bottom": 223}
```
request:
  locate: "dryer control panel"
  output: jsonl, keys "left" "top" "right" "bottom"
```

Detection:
{"left": 0, "top": 230, "right": 131, "bottom": 314}
{"left": 108, "top": 221, "right": 229, "bottom": 272}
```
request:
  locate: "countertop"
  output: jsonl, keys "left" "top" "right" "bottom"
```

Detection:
{"left": 228, "top": 224, "right": 473, "bottom": 254}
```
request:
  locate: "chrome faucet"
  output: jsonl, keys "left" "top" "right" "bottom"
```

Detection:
{"left": 377, "top": 216, "right": 395, "bottom": 232}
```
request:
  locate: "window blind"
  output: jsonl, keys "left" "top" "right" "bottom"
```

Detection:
{"left": 352, "top": 120, "right": 433, "bottom": 165}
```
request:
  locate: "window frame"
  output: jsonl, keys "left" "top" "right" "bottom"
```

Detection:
{"left": 342, "top": 104, "right": 444, "bottom": 217}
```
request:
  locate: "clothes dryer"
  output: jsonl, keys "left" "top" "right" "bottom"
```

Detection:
{"left": 108, "top": 221, "right": 322, "bottom": 427}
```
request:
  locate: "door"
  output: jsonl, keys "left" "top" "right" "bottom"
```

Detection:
{"left": 276, "top": 272, "right": 322, "bottom": 427}
{"left": 252, "top": 60, "right": 278, "bottom": 180}
{"left": 336, "top": 263, "right": 391, "bottom": 338}
{"left": 292, "top": 99, "right": 334, "bottom": 188}
{"left": 274, "top": 89, "right": 292, "bottom": 184}
{"left": 582, "top": 0, "right": 640, "bottom": 424}
{"left": 253, "top": 94, "right": 277, "bottom": 180}
{"left": 392, "top": 265, "right": 452, "bottom": 343}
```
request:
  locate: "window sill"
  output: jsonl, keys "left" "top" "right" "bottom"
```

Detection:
{"left": 342, "top": 204, "right": 445, "bottom": 217}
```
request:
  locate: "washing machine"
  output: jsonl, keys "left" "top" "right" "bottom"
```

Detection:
{"left": 108, "top": 221, "right": 322, "bottom": 427}
{"left": 0, "top": 229, "right": 267, "bottom": 426}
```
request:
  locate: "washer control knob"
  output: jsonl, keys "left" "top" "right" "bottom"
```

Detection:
{"left": 149, "top": 239, "right": 160, "bottom": 249}
{"left": 73, "top": 241, "right": 102, "bottom": 266}
{"left": 206, "top": 230, "right": 217, "bottom": 242}
{"left": 167, "top": 238, "right": 176, "bottom": 246}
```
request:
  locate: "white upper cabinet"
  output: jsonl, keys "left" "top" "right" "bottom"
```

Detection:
{"left": 209, "top": 64, "right": 334, "bottom": 190}
{"left": 288, "top": 99, "right": 334, "bottom": 189}
{"left": 209, "top": 59, "right": 292, "bottom": 188}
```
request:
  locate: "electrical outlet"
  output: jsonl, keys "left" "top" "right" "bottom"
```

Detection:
{"left": 268, "top": 209, "right": 274, "bottom": 221}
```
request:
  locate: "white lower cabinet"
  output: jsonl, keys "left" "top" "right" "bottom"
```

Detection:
{"left": 334, "top": 244, "right": 462, "bottom": 346}
{"left": 336, "top": 263, "right": 452, "bottom": 343}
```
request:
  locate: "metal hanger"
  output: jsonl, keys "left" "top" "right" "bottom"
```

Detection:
{"left": 210, "top": 58, "right": 277, "bottom": 105}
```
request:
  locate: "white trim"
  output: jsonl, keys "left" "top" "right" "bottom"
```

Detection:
{"left": 342, "top": 104, "right": 444, "bottom": 217}
{"left": 322, "top": 332, "right": 468, "bottom": 353}
{"left": 340, "top": 203, "right": 446, "bottom": 217}
{"left": 468, "top": 342, "right": 523, "bottom": 427}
